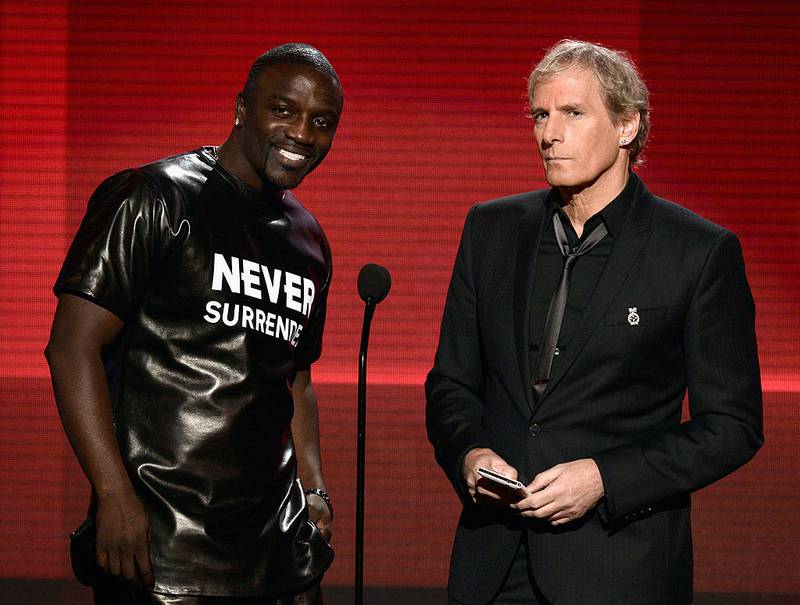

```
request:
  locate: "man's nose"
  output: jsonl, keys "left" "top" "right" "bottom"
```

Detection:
{"left": 285, "top": 117, "right": 314, "bottom": 145}
{"left": 541, "top": 116, "right": 563, "bottom": 145}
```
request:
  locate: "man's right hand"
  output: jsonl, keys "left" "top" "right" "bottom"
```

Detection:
{"left": 95, "top": 488, "right": 154, "bottom": 589}
{"left": 46, "top": 295, "right": 154, "bottom": 588}
{"left": 462, "top": 448, "right": 521, "bottom": 505}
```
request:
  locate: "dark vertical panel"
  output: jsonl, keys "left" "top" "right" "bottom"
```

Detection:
{"left": 638, "top": 1, "right": 800, "bottom": 593}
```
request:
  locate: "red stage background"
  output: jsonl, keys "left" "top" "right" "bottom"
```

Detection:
{"left": 1, "top": 0, "right": 799, "bottom": 596}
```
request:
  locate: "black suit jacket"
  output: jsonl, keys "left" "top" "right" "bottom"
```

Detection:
{"left": 426, "top": 176, "right": 763, "bottom": 605}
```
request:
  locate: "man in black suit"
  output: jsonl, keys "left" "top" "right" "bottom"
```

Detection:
{"left": 426, "top": 39, "right": 763, "bottom": 605}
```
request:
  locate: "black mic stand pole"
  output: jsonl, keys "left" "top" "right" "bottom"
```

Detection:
{"left": 355, "top": 299, "right": 376, "bottom": 605}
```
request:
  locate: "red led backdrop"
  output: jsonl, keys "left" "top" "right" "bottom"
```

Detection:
{"left": 1, "top": 0, "right": 799, "bottom": 596}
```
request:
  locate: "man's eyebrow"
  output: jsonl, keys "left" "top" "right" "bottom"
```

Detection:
{"left": 264, "top": 94, "right": 295, "bottom": 104}
{"left": 261, "top": 94, "right": 341, "bottom": 121}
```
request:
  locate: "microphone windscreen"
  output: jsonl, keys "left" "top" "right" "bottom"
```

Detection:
{"left": 357, "top": 263, "right": 392, "bottom": 304}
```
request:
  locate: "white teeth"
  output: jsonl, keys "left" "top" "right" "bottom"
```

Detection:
{"left": 277, "top": 148, "right": 306, "bottom": 161}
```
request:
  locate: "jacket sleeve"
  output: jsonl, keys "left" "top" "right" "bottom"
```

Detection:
{"left": 426, "top": 205, "right": 492, "bottom": 499}
{"left": 593, "top": 231, "right": 764, "bottom": 523}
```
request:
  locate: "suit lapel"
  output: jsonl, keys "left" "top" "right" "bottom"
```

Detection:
{"left": 513, "top": 196, "right": 549, "bottom": 415}
{"left": 536, "top": 179, "right": 655, "bottom": 405}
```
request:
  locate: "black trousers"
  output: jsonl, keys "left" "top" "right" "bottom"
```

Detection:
{"left": 450, "top": 533, "right": 551, "bottom": 605}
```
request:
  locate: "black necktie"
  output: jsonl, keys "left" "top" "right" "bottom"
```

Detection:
{"left": 532, "top": 213, "right": 608, "bottom": 399}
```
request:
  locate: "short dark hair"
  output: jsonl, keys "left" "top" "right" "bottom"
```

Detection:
{"left": 242, "top": 43, "right": 340, "bottom": 100}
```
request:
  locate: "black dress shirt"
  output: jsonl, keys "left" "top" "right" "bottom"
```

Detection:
{"left": 529, "top": 173, "right": 638, "bottom": 381}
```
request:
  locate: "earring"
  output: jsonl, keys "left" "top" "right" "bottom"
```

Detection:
{"left": 620, "top": 138, "right": 628, "bottom": 145}
{"left": 234, "top": 118, "right": 241, "bottom": 127}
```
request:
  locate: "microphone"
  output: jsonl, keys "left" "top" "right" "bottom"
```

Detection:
{"left": 357, "top": 263, "right": 391, "bottom": 305}
{"left": 354, "top": 263, "right": 391, "bottom": 605}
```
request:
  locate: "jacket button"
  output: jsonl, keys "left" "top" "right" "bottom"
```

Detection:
{"left": 529, "top": 422, "right": 541, "bottom": 436}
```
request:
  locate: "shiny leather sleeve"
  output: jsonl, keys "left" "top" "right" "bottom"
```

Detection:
{"left": 293, "top": 264, "right": 330, "bottom": 372}
{"left": 54, "top": 169, "right": 189, "bottom": 319}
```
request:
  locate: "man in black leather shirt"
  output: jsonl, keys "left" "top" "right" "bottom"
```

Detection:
{"left": 46, "top": 43, "right": 343, "bottom": 605}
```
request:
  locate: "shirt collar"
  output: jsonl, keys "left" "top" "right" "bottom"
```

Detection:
{"left": 546, "top": 170, "right": 639, "bottom": 239}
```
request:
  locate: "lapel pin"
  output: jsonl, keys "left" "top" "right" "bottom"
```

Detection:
{"left": 627, "top": 307, "right": 640, "bottom": 326}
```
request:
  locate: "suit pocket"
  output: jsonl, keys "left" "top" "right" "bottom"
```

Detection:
{"left": 604, "top": 305, "right": 667, "bottom": 327}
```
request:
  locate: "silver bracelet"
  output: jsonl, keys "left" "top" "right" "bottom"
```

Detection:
{"left": 304, "top": 488, "right": 334, "bottom": 521}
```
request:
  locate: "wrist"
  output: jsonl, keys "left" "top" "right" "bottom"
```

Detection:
{"left": 94, "top": 476, "right": 137, "bottom": 502}
{"left": 588, "top": 458, "right": 605, "bottom": 498}
{"left": 304, "top": 488, "right": 334, "bottom": 521}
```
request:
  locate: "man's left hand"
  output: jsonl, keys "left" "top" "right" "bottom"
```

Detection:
{"left": 511, "top": 459, "right": 604, "bottom": 526}
{"left": 307, "top": 493, "right": 333, "bottom": 541}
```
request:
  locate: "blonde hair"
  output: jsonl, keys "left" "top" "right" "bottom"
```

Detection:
{"left": 528, "top": 39, "right": 650, "bottom": 165}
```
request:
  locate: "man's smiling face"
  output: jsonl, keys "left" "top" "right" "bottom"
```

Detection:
{"left": 236, "top": 62, "right": 343, "bottom": 191}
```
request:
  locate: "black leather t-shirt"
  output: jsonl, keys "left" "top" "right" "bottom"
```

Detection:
{"left": 54, "top": 147, "right": 333, "bottom": 597}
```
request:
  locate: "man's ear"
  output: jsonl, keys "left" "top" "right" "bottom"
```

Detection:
{"left": 235, "top": 92, "right": 247, "bottom": 125}
{"left": 619, "top": 112, "right": 640, "bottom": 145}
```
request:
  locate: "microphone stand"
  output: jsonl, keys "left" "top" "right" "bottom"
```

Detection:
{"left": 355, "top": 298, "right": 376, "bottom": 605}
